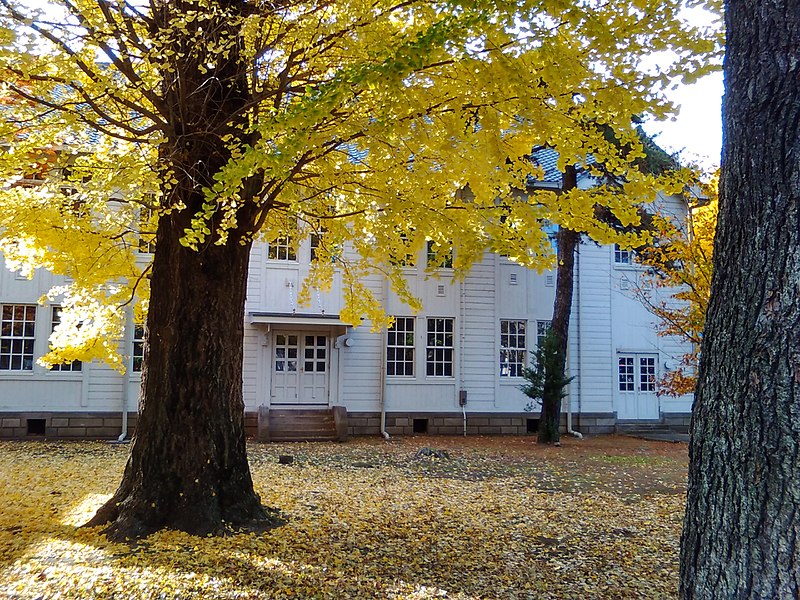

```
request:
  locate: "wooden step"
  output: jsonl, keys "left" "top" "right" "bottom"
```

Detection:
{"left": 259, "top": 408, "right": 347, "bottom": 443}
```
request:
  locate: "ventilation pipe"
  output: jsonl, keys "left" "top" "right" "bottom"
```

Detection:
{"left": 379, "top": 277, "right": 390, "bottom": 440}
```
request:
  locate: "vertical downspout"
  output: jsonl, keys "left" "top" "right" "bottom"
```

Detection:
{"left": 459, "top": 274, "right": 467, "bottom": 436}
{"left": 566, "top": 247, "right": 583, "bottom": 439}
{"left": 379, "top": 276, "right": 390, "bottom": 439}
{"left": 118, "top": 308, "right": 133, "bottom": 442}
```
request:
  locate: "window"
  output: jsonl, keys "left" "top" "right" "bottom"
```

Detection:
{"left": 49, "top": 306, "right": 81, "bottom": 372}
{"left": 132, "top": 325, "right": 146, "bottom": 372}
{"left": 138, "top": 207, "right": 157, "bottom": 254}
{"left": 309, "top": 233, "right": 340, "bottom": 263}
{"left": 639, "top": 356, "right": 657, "bottom": 392}
{"left": 0, "top": 305, "right": 36, "bottom": 371}
{"left": 274, "top": 334, "right": 298, "bottom": 372}
{"left": 391, "top": 234, "right": 416, "bottom": 267}
{"left": 500, "top": 320, "right": 526, "bottom": 377}
{"left": 310, "top": 233, "right": 321, "bottom": 262}
{"left": 304, "top": 335, "right": 327, "bottom": 373}
{"left": 614, "top": 244, "right": 634, "bottom": 265}
{"left": 426, "top": 317, "right": 454, "bottom": 377}
{"left": 536, "top": 320, "right": 552, "bottom": 347}
{"left": 618, "top": 357, "right": 635, "bottom": 392}
{"left": 268, "top": 236, "right": 296, "bottom": 261}
{"left": 387, "top": 317, "right": 415, "bottom": 376}
{"left": 426, "top": 240, "right": 453, "bottom": 269}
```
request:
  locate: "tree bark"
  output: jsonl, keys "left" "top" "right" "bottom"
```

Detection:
{"left": 86, "top": 0, "right": 279, "bottom": 540}
{"left": 679, "top": 0, "right": 800, "bottom": 595}
{"left": 87, "top": 224, "right": 277, "bottom": 540}
{"left": 538, "top": 165, "right": 578, "bottom": 444}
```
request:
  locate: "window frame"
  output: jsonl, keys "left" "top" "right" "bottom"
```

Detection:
{"left": 387, "top": 317, "right": 415, "bottom": 377}
{"left": 137, "top": 206, "right": 157, "bottom": 254}
{"left": 425, "top": 317, "right": 454, "bottom": 378}
{"left": 426, "top": 240, "right": 453, "bottom": 269}
{"left": 613, "top": 243, "right": 635, "bottom": 266}
{"left": 268, "top": 236, "right": 297, "bottom": 261}
{"left": 132, "top": 324, "right": 146, "bottom": 373}
{"left": 49, "top": 306, "right": 82, "bottom": 372}
{"left": 499, "top": 319, "right": 527, "bottom": 378}
{"left": 0, "top": 304, "right": 36, "bottom": 372}
{"left": 536, "top": 320, "right": 552, "bottom": 348}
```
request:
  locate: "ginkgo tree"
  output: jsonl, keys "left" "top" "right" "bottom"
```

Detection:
{"left": 0, "top": 0, "right": 716, "bottom": 540}
{"left": 637, "top": 175, "right": 716, "bottom": 396}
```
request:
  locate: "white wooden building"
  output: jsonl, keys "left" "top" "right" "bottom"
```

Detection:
{"left": 0, "top": 175, "right": 695, "bottom": 440}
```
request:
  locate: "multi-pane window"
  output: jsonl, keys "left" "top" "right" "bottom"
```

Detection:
{"left": 426, "top": 317, "right": 454, "bottom": 377}
{"left": 387, "top": 317, "right": 415, "bottom": 376}
{"left": 304, "top": 335, "right": 327, "bottom": 373}
{"left": 0, "top": 305, "right": 36, "bottom": 371}
{"left": 392, "top": 234, "right": 416, "bottom": 267}
{"left": 536, "top": 320, "right": 552, "bottom": 347}
{"left": 639, "top": 356, "right": 657, "bottom": 392}
{"left": 310, "top": 233, "right": 321, "bottom": 263}
{"left": 268, "top": 236, "right": 296, "bottom": 261}
{"left": 426, "top": 240, "right": 453, "bottom": 269}
{"left": 274, "top": 334, "right": 298, "bottom": 372}
{"left": 614, "top": 244, "right": 634, "bottom": 265}
{"left": 49, "top": 306, "right": 81, "bottom": 372}
{"left": 500, "top": 320, "right": 526, "bottom": 377}
{"left": 267, "top": 236, "right": 297, "bottom": 261}
{"left": 138, "top": 207, "right": 157, "bottom": 254}
{"left": 618, "top": 356, "right": 635, "bottom": 391}
{"left": 309, "top": 233, "right": 339, "bottom": 263}
{"left": 132, "top": 324, "right": 146, "bottom": 372}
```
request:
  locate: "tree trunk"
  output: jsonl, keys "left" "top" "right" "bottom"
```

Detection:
{"left": 538, "top": 165, "right": 578, "bottom": 444}
{"left": 679, "top": 1, "right": 800, "bottom": 595}
{"left": 86, "top": 0, "right": 279, "bottom": 541}
{"left": 87, "top": 222, "right": 277, "bottom": 541}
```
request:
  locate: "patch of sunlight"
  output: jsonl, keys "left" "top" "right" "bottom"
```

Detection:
{"left": 60, "top": 493, "right": 112, "bottom": 526}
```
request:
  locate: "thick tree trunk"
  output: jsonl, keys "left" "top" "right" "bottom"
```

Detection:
{"left": 538, "top": 165, "right": 578, "bottom": 444}
{"left": 87, "top": 223, "right": 277, "bottom": 541}
{"left": 86, "top": 0, "right": 279, "bottom": 541}
{"left": 679, "top": 1, "right": 800, "bottom": 596}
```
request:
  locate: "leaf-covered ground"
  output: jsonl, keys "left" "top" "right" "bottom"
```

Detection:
{"left": 0, "top": 435, "right": 688, "bottom": 599}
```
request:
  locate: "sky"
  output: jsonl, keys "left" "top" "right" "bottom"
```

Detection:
{"left": 643, "top": 72, "right": 724, "bottom": 171}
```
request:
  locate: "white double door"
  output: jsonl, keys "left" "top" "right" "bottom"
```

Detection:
{"left": 270, "top": 332, "right": 329, "bottom": 405}
{"left": 616, "top": 353, "right": 660, "bottom": 420}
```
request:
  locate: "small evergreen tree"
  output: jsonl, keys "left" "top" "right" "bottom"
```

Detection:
{"left": 519, "top": 329, "right": 575, "bottom": 443}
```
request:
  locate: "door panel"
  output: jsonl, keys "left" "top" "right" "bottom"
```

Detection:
{"left": 271, "top": 332, "right": 329, "bottom": 405}
{"left": 616, "top": 353, "right": 659, "bottom": 419}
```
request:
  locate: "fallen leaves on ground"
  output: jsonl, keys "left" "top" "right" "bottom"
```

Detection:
{"left": 0, "top": 435, "right": 688, "bottom": 599}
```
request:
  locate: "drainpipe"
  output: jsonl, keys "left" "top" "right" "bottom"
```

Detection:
{"left": 566, "top": 248, "right": 583, "bottom": 439}
{"left": 459, "top": 275, "right": 467, "bottom": 436}
{"left": 118, "top": 308, "right": 133, "bottom": 442}
{"left": 379, "top": 276, "right": 390, "bottom": 439}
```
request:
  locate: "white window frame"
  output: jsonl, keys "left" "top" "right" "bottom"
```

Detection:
{"left": 613, "top": 243, "right": 635, "bottom": 266}
{"left": 268, "top": 236, "right": 296, "bottom": 261}
{"left": 137, "top": 206, "right": 157, "bottom": 254}
{"left": 387, "top": 317, "right": 415, "bottom": 377}
{"left": 49, "top": 306, "right": 81, "bottom": 372}
{"left": 618, "top": 356, "right": 635, "bottom": 392}
{"left": 639, "top": 356, "right": 657, "bottom": 392}
{"left": 0, "top": 304, "right": 36, "bottom": 371}
{"left": 426, "top": 317, "right": 454, "bottom": 378}
{"left": 536, "top": 320, "right": 552, "bottom": 347}
{"left": 499, "top": 319, "right": 526, "bottom": 378}
{"left": 132, "top": 324, "right": 146, "bottom": 373}
{"left": 426, "top": 240, "right": 453, "bottom": 269}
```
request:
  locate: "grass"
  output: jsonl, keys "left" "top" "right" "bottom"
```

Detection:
{"left": 0, "top": 435, "right": 688, "bottom": 599}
